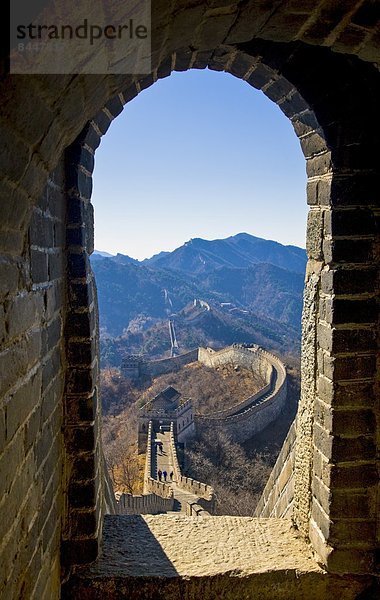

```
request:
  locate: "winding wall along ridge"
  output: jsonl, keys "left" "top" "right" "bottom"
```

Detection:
{"left": 196, "top": 346, "right": 288, "bottom": 443}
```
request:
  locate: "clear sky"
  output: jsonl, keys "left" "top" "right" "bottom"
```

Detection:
{"left": 91, "top": 69, "right": 308, "bottom": 260}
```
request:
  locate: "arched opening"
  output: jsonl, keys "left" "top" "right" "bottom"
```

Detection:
{"left": 91, "top": 67, "right": 306, "bottom": 520}
{"left": 62, "top": 43, "right": 379, "bottom": 585}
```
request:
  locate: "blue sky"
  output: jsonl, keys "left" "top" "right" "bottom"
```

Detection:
{"left": 91, "top": 69, "right": 307, "bottom": 260}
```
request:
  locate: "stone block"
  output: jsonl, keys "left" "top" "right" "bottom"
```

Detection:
{"left": 306, "top": 152, "right": 332, "bottom": 177}
{"left": 68, "top": 281, "right": 94, "bottom": 308}
{"left": 7, "top": 373, "right": 41, "bottom": 444}
{"left": 68, "top": 480, "right": 97, "bottom": 509}
{"left": 335, "top": 380, "right": 376, "bottom": 408}
{"left": 333, "top": 434, "right": 376, "bottom": 463}
{"left": 53, "top": 221, "right": 65, "bottom": 248}
{"left": 41, "top": 316, "right": 62, "bottom": 356}
{"left": 0, "top": 259, "right": 20, "bottom": 299}
{"left": 326, "top": 548, "right": 375, "bottom": 574}
{"left": 330, "top": 298, "right": 377, "bottom": 325}
{"left": 29, "top": 209, "right": 54, "bottom": 248}
{"left": 105, "top": 96, "right": 124, "bottom": 120}
{"left": 312, "top": 473, "right": 331, "bottom": 514}
{"left": 300, "top": 131, "right": 327, "bottom": 159}
{"left": 332, "top": 409, "right": 376, "bottom": 437}
{"left": 66, "top": 309, "right": 95, "bottom": 339}
{"left": 34, "top": 422, "right": 54, "bottom": 471}
{"left": 48, "top": 252, "right": 64, "bottom": 281}
{"left": 0, "top": 428, "right": 24, "bottom": 497}
{"left": 42, "top": 347, "right": 62, "bottom": 393}
{"left": 44, "top": 282, "right": 63, "bottom": 321}
{"left": 279, "top": 92, "right": 309, "bottom": 119}
{"left": 71, "top": 454, "right": 97, "bottom": 482}
{"left": 330, "top": 519, "right": 376, "bottom": 548}
{"left": 69, "top": 508, "right": 97, "bottom": 538}
{"left": 311, "top": 496, "right": 331, "bottom": 541}
{"left": 330, "top": 489, "right": 377, "bottom": 520}
{"left": 324, "top": 238, "right": 373, "bottom": 264}
{"left": 92, "top": 110, "right": 112, "bottom": 136}
{"left": 65, "top": 426, "right": 96, "bottom": 455}
{"left": 31, "top": 249, "right": 49, "bottom": 284}
{"left": 61, "top": 538, "right": 99, "bottom": 567}
{"left": 306, "top": 209, "right": 323, "bottom": 260}
{"left": 293, "top": 109, "right": 321, "bottom": 140}
{"left": 66, "top": 365, "right": 97, "bottom": 395}
{"left": 330, "top": 172, "right": 377, "bottom": 207}
{"left": 0, "top": 182, "right": 29, "bottom": 230}
{"left": 68, "top": 252, "right": 90, "bottom": 279}
{"left": 324, "top": 208, "right": 375, "bottom": 237}
{"left": 331, "top": 354, "right": 376, "bottom": 381}
{"left": 67, "top": 338, "right": 95, "bottom": 366}
{"left": 330, "top": 463, "right": 378, "bottom": 488}
{"left": 7, "top": 292, "right": 40, "bottom": 341}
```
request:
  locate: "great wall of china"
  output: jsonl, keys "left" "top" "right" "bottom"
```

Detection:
{"left": 116, "top": 344, "right": 288, "bottom": 516}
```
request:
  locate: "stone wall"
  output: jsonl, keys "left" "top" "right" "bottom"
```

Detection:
{"left": 0, "top": 164, "right": 66, "bottom": 599}
{"left": 140, "top": 348, "right": 199, "bottom": 378}
{"left": 117, "top": 492, "right": 174, "bottom": 515}
{"left": 169, "top": 424, "right": 215, "bottom": 513}
{"left": 143, "top": 421, "right": 173, "bottom": 499}
{"left": 197, "top": 347, "right": 288, "bottom": 443}
{"left": 198, "top": 346, "right": 273, "bottom": 382}
{"left": 255, "top": 420, "right": 297, "bottom": 518}
{"left": 102, "top": 454, "right": 118, "bottom": 516}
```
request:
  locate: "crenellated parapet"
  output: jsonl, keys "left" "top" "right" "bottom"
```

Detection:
{"left": 196, "top": 345, "right": 288, "bottom": 443}
{"left": 168, "top": 423, "right": 215, "bottom": 513}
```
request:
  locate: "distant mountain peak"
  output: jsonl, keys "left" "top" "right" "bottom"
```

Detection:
{"left": 93, "top": 249, "right": 114, "bottom": 257}
{"left": 143, "top": 232, "right": 306, "bottom": 275}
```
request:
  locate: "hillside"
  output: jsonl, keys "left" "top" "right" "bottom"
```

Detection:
{"left": 93, "top": 232, "right": 305, "bottom": 363}
{"left": 197, "top": 263, "right": 304, "bottom": 330}
{"left": 101, "top": 356, "right": 300, "bottom": 514}
{"left": 92, "top": 259, "right": 201, "bottom": 336}
{"left": 99, "top": 302, "right": 300, "bottom": 367}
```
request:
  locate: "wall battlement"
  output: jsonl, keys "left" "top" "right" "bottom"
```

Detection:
{"left": 196, "top": 346, "right": 288, "bottom": 443}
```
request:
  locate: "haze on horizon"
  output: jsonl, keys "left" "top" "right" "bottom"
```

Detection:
{"left": 92, "top": 69, "right": 307, "bottom": 261}
{"left": 94, "top": 230, "right": 306, "bottom": 262}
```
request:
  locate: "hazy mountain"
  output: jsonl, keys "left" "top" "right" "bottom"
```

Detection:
{"left": 92, "top": 250, "right": 115, "bottom": 260}
{"left": 143, "top": 233, "right": 306, "bottom": 275}
{"left": 197, "top": 263, "right": 304, "bottom": 330}
{"left": 100, "top": 300, "right": 300, "bottom": 366}
{"left": 92, "top": 233, "right": 306, "bottom": 360}
{"left": 108, "top": 253, "right": 139, "bottom": 266}
{"left": 92, "top": 259, "right": 205, "bottom": 336}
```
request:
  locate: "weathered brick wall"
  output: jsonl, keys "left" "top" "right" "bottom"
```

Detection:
{"left": 143, "top": 421, "right": 173, "bottom": 499}
{"left": 117, "top": 492, "right": 174, "bottom": 515}
{"left": 140, "top": 348, "right": 199, "bottom": 378}
{"left": 197, "top": 347, "right": 288, "bottom": 443}
{"left": 198, "top": 346, "right": 273, "bottom": 382}
{"left": 255, "top": 420, "right": 297, "bottom": 518}
{"left": 168, "top": 423, "right": 215, "bottom": 513}
{"left": 0, "top": 163, "right": 66, "bottom": 599}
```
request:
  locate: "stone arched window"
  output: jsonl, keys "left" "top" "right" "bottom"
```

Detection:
{"left": 62, "top": 44, "right": 378, "bottom": 581}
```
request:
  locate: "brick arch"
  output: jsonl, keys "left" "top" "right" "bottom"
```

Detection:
{"left": 63, "top": 42, "right": 379, "bottom": 577}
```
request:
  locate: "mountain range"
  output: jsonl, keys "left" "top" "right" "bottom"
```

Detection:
{"left": 92, "top": 233, "right": 306, "bottom": 363}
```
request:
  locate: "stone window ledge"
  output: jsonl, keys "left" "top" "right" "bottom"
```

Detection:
{"left": 63, "top": 515, "right": 370, "bottom": 599}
